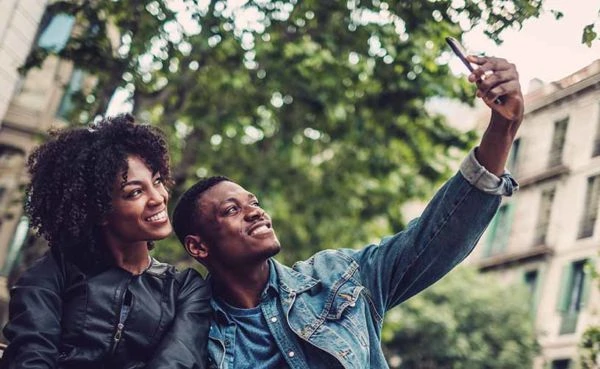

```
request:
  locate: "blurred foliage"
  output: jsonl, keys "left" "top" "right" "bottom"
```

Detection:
{"left": 382, "top": 266, "right": 539, "bottom": 369}
{"left": 578, "top": 262, "right": 600, "bottom": 369}
{"left": 580, "top": 326, "right": 600, "bottom": 369}
{"left": 582, "top": 23, "right": 599, "bottom": 47}
{"left": 25, "top": 0, "right": 558, "bottom": 265}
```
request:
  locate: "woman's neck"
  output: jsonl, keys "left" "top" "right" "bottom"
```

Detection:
{"left": 106, "top": 241, "right": 151, "bottom": 275}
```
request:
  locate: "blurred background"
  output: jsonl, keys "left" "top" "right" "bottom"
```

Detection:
{"left": 0, "top": 0, "right": 598, "bottom": 368}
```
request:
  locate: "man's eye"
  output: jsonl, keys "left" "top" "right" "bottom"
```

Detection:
{"left": 251, "top": 201, "right": 260, "bottom": 207}
{"left": 153, "top": 177, "right": 163, "bottom": 185}
{"left": 224, "top": 206, "right": 238, "bottom": 215}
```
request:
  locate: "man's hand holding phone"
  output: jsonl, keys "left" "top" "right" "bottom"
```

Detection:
{"left": 445, "top": 36, "right": 524, "bottom": 176}
{"left": 466, "top": 55, "right": 524, "bottom": 123}
{"left": 446, "top": 37, "right": 523, "bottom": 124}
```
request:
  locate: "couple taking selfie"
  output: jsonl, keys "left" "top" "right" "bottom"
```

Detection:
{"left": 1, "top": 53, "right": 522, "bottom": 369}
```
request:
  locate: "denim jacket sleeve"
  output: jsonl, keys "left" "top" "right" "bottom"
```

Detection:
{"left": 145, "top": 268, "right": 212, "bottom": 369}
{"left": 1, "top": 252, "right": 64, "bottom": 369}
{"left": 347, "top": 152, "right": 514, "bottom": 315}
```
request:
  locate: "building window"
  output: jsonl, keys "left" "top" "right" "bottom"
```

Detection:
{"left": 0, "top": 145, "right": 25, "bottom": 170}
{"left": 557, "top": 260, "right": 590, "bottom": 335}
{"left": 578, "top": 175, "right": 600, "bottom": 239}
{"left": 37, "top": 13, "right": 75, "bottom": 52}
{"left": 0, "top": 186, "right": 5, "bottom": 206}
{"left": 57, "top": 68, "right": 85, "bottom": 121}
{"left": 592, "top": 103, "right": 600, "bottom": 157}
{"left": 508, "top": 138, "right": 521, "bottom": 175}
{"left": 524, "top": 269, "right": 539, "bottom": 312}
{"left": 551, "top": 359, "right": 571, "bottom": 369}
{"left": 0, "top": 217, "right": 30, "bottom": 276}
{"left": 533, "top": 187, "right": 555, "bottom": 245}
{"left": 0, "top": 185, "right": 5, "bottom": 232}
{"left": 484, "top": 203, "right": 513, "bottom": 257}
{"left": 548, "top": 118, "right": 568, "bottom": 168}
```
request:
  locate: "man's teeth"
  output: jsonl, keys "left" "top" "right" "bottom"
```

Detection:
{"left": 146, "top": 211, "right": 167, "bottom": 222}
{"left": 250, "top": 225, "right": 269, "bottom": 235}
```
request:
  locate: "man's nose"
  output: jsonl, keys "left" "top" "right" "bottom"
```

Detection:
{"left": 244, "top": 206, "right": 264, "bottom": 221}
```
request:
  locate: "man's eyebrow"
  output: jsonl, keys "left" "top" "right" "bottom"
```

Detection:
{"left": 218, "top": 197, "right": 239, "bottom": 206}
{"left": 218, "top": 193, "right": 257, "bottom": 206}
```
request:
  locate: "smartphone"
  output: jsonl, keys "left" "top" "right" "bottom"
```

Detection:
{"left": 446, "top": 36, "right": 502, "bottom": 104}
{"left": 445, "top": 37, "right": 474, "bottom": 72}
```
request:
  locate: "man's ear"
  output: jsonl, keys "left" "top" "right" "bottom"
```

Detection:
{"left": 184, "top": 234, "right": 209, "bottom": 261}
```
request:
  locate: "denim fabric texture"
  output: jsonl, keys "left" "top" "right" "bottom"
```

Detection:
{"left": 208, "top": 150, "right": 515, "bottom": 369}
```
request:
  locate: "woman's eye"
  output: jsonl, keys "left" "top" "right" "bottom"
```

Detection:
{"left": 127, "top": 189, "right": 142, "bottom": 198}
{"left": 153, "top": 176, "right": 163, "bottom": 185}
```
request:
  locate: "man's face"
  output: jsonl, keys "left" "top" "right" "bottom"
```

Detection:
{"left": 197, "top": 181, "right": 281, "bottom": 268}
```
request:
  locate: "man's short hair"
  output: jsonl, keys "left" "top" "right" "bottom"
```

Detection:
{"left": 172, "top": 175, "right": 231, "bottom": 244}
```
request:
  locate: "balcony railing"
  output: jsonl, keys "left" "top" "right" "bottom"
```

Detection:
{"left": 578, "top": 218, "right": 596, "bottom": 239}
{"left": 479, "top": 244, "right": 553, "bottom": 271}
{"left": 592, "top": 138, "right": 600, "bottom": 157}
{"left": 559, "top": 311, "right": 579, "bottom": 335}
{"left": 517, "top": 163, "right": 570, "bottom": 189}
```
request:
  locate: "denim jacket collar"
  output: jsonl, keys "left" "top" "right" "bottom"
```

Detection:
{"left": 271, "top": 258, "right": 319, "bottom": 295}
{"left": 210, "top": 258, "right": 318, "bottom": 325}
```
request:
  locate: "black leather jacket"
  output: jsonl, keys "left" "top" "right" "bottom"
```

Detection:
{"left": 1, "top": 250, "right": 211, "bottom": 369}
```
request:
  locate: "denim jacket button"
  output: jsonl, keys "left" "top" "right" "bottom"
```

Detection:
{"left": 288, "top": 351, "right": 295, "bottom": 358}
{"left": 270, "top": 317, "right": 278, "bottom": 323}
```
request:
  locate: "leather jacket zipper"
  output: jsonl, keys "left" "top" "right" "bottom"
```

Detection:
{"left": 113, "top": 323, "right": 124, "bottom": 345}
{"left": 109, "top": 284, "right": 133, "bottom": 357}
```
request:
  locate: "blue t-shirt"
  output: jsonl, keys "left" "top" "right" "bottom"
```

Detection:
{"left": 217, "top": 299, "right": 289, "bottom": 369}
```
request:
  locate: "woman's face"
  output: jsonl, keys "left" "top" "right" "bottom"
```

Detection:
{"left": 102, "top": 155, "right": 172, "bottom": 247}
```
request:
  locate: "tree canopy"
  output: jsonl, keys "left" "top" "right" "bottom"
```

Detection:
{"left": 26, "top": 0, "right": 565, "bottom": 264}
{"left": 382, "top": 266, "right": 539, "bottom": 369}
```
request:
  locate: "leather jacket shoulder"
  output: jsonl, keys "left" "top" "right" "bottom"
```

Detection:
{"left": 1, "top": 250, "right": 211, "bottom": 369}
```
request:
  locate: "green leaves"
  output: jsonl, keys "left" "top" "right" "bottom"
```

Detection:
{"left": 26, "top": 0, "right": 556, "bottom": 265}
{"left": 582, "top": 23, "right": 599, "bottom": 47}
{"left": 382, "top": 267, "right": 539, "bottom": 369}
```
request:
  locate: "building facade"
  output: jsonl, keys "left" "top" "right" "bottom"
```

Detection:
{"left": 470, "top": 59, "right": 600, "bottom": 369}
{"left": 0, "top": 0, "right": 80, "bottom": 324}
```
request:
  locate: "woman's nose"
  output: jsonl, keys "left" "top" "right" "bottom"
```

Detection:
{"left": 148, "top": 186, "right": 167, "bottom": 205}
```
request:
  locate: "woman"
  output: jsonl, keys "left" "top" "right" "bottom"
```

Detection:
{"left": 1, "top": 114, "right": 210, "bottom": 369}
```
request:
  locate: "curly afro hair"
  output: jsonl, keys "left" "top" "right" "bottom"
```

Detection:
{"left": 25, "top": 114, "right": 172, "bottom": 271}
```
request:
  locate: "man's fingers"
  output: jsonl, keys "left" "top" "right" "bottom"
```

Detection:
{"left": 476, "top": 69, "right": 520, "bottom": 98}
{"left": 467, "top": 56, "right": 517, "bottom": 82}
{"left": 482, "top": 80, "right": 521, "bottom": 102}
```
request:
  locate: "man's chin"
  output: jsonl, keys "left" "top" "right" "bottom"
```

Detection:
{"left": 263, "top": 243, "right": 281, "bottom": 259}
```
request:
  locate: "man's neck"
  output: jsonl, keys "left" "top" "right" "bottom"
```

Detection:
{"left": 212, "top": 260, "right": 270, "bottom": 309}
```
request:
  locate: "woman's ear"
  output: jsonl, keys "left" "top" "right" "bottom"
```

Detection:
{"left": 184, "top": 235, "right": 209, "bottom": 261}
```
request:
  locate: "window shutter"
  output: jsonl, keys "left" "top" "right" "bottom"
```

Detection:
{"left": 533, "top": 267, "right": 545, "bottom": 314}
{"left": 557, "top": 263, "right": 573, "bottom": 313}
{"left": 581, "top": 261, "right": 594, "bottom": 308}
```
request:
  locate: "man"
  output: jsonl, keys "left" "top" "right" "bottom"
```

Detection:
{"left": 172, "top": 54, "right": 522, "bottom": 369}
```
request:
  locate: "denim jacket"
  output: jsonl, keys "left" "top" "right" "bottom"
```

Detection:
{"left": 208, "top": 149, "right": 517, "bottom": 369}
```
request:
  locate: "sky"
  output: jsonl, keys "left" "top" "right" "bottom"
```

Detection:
{"left": 433, "top": 0, "right": 599, "bottom": 131}
{"left": 458, "top": 0, "right": 599, "bottom": 91}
